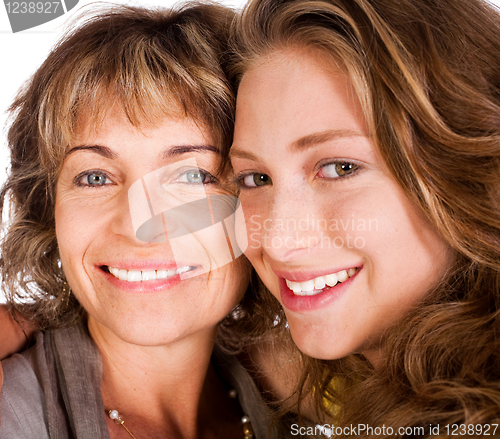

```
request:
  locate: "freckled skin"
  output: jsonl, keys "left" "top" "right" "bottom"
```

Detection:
{"left": 231, "top": 49, "right": 452, "bottom": 362}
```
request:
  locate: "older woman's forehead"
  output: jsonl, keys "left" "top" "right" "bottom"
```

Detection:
{"left": 71, "top": 99, "right": 214, "bottom": 147}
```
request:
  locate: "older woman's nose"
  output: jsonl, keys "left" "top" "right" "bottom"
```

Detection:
{"left": 127, "top": 177, "right": 179, "bottom": 244}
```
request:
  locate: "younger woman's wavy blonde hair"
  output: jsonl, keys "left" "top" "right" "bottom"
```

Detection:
{"left": 0, "top": 3, "right": 238, "bottom": 329}
{"left": 230, "top": 0, "right": 500, "bottom": 431}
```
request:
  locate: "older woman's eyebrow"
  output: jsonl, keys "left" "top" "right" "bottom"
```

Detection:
{"left": 66, "top": 145, "right": 118, "bottom": 159}
{"left": 291, "top": 129, "right": 367, "bottom": 152}
{"left": 162, "top": 144, "right": 219, "bottom": 158}
{"left": 66, "top": 144, "right": 218, "bottom": 159}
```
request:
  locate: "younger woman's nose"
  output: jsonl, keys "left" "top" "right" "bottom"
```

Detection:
{"left": 259, "top": 186, "right": 325, "bottom": 262}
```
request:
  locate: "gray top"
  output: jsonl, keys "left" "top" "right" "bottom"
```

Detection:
{"left": 0, "top": 323, "right": 291, "bottom": 438}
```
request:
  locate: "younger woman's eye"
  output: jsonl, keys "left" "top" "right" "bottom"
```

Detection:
{"left": 175, "top": 169, "right": 216, "bottom": 185}
{"left": 239, "top": 173, "right": 272, "bottom": 189}
{"left": 76, "top": 171, "right": 112, "bottom": 187}
{"left": 317, "top": 162, "right": 359, "bottom": 179}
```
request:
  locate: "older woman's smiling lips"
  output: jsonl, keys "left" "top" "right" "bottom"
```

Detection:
{"left": 100, "top": 264, "right": 201, "bottom": 293}
{"left": 108, "top": 265, "right": 196, "bottom": 282}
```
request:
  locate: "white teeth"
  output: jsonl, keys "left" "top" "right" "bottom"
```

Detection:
{"left": 141, "top": 270, "right": 156, "bottom": 281}
{"left": 176, "top": 266, "right": 191, "bottom": 275}
{"left": 325, "top": 273, "right": 338, "bottom": 287}
{"left": 118, "top": 269, "right": 127, "bottom": 281}
{"left": 286, "top": 267, "right": 358, "bottom": 296}
{"left": 286, "top": 280, "right": 302, "bottom": 294}
{"left": 300, "top": 280, "right": 315, "bottom": 292}
{"left": 156, "top": 269, "right": 176, "bottom": 279}
{"left": 108, "top": 266, "right": 194, "bottom": 282}
{"left": 314, "top": 277, "right": 326, "bottom": 290}
{"left": 337, "top": 270, "right": 348, "bottom": 283}
{"left": 127, "top": 270, "right": 142, "bottom": 282}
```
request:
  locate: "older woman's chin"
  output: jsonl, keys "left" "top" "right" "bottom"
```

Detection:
{"left": 77, "top": 264, "right": 247, "bottom": 348}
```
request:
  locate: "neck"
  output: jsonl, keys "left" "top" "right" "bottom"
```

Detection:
{"left": 362, "top": 347, "right": 383, "bottom": 368}
{"left": 88, "top": 317, "right": 239, "bottom": 438}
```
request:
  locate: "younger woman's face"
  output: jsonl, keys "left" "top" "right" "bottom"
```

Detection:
{"left": 231, "top": 49, "right": 452, "bottom": 362}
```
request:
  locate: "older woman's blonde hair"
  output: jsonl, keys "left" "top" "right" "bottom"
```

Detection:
{"left": 230, "top": 0, "right": 500, "bottom": 430}
{"left": 0, "top": 3, "right": 238, "bottom": 329}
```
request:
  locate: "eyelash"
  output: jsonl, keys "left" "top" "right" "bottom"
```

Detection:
{"left": 234, "top": 172, "right": 270, "bottom": 190}
{"left": 173, "top": 168, "right": 218, "bottom": 185}
{"left": 235, "top": 159, "right": 360, "bottom": 189}
{"left": 315, "top": 160, "right": 360, "bottom": 179}
{"left": 74, "top": 168, "right": 218, "bottom": 190}
{"left": 74, "top": 170, "right": 113, "bottom": 188}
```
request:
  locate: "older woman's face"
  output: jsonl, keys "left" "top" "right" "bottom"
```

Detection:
{"left": 55, "top": 109, "right": 248, "bottom": 346}
{"left": 231, "top": 49, "right": 452, "bottom": 362}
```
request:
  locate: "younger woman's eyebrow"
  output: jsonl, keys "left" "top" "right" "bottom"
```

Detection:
{"left": 229, "top": 130, "right": 368, "bottom": 161}
{"left": 291, "top": 129, "right": 367, "bottom": 152}
{"left": 162, "top": 144, "right": 219, "bottom": 158}
{"left": 228, "top": 147, "right": 258, "bottom": 161}
{"left": 66, "top": 145, "right": 117, "bottom": 159}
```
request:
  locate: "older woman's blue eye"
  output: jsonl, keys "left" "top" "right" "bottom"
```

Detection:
{"left": 319, "top": 162, "right": 359, "bottom": 178}
{"left": 177, "top": 169, "right": 214, "bottom": 184}
{"left": 187, "top": 170, "right": 206, "bottom": 183}
{"left": 241, "top": 173, "right": 272, "bottom": 188}
{"left": 84, "top": 173, "right": 110, "bottom": 186}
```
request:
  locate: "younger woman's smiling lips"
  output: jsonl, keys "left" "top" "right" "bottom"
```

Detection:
{"left": 273, "top": 266, "right": 361, "bottom": 312}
